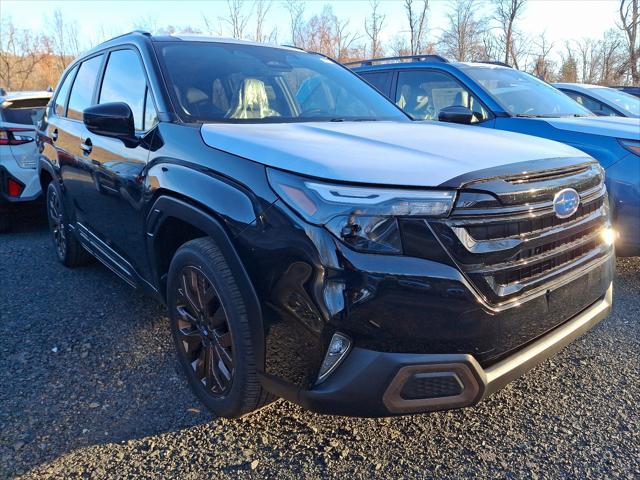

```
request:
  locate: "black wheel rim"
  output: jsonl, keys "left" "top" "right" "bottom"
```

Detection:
{"left": 47, "top": 188, "right": 66, "bottom": 259}
{"left": 175, "top": 266, "right": 234, "bottom": 397}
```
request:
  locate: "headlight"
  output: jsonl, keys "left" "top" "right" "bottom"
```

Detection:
{"left": 619, "top": 139, "right": 640, "bottom": 156}
{"left": 267, "top": 168, "right": 456, "bottom": 254}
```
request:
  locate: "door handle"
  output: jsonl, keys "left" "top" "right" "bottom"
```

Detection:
{"left": 51, "top": 129, "right": 58, "bottom": 142}
{"left": 80, "top": 138, "right": 93, "bottom": 155}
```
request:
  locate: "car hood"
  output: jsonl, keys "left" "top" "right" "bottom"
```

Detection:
{"left": 200, "top": 121, "right": 590, "bottom": 187}
{"left": 539, "top": 116, "right": 640, "bottom": 139}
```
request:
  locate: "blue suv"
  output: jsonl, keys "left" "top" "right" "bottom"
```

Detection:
{"left": 351, "top": 56, "right": 640, "bottom": 256}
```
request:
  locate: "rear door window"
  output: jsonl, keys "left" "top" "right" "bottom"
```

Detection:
{"left": 67, "top": 55, "right": 104, "bottom": 121}
{"left": 359, "top": 72, "right": 392, "bottom": 97}
{"left": 54, "top": 66, "right": 77, "bottom": 117}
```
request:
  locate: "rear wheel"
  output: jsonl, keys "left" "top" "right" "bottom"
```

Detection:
{"left": 167, "top": 237, "right": 274, "bottom": 418}
{"left": 46, "top": 182, "right": 92, "bottom": 267}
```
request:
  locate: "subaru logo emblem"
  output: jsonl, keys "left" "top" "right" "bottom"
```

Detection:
{"left": 553, "top": 188, "right": 580, "bottom": 219}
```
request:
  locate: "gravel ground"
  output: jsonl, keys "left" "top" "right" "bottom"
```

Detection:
{"left": 1, "top": 210, "right": 639, "bottom": 479}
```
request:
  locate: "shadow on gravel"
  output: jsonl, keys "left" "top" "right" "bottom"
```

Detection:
{"left": 1, "top": 214, "right": 639, "bottom": 479}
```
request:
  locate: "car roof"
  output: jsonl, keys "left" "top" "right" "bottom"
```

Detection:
{"left": 553, "top": 83, "right": 603, "bottom": 91}
{"left": 350, "top": 58, "right": 512, "bottom": 73}
{"left": 81, "top": 30, "right": 305, "bottom": 58}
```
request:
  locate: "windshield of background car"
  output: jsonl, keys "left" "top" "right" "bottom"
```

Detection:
{"left": 592, "top": 87, "right": 640, "bottom": 116}
{"left": 461, "top": 66, "right": 593, "bottom": 117}
{"left": 0, "top": 97, "right": 49, "bottom": 125}
{"left": 155, "top": 41, "right": 408, "bottom": 123}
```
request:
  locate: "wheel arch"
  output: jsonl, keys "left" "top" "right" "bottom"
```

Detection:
{"left": 147, "top": 194, "right": 265, "bottom": 370}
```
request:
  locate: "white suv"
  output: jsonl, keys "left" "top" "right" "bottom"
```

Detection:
{"left": 0, "top": 90, "right": 52, "bottom": 232}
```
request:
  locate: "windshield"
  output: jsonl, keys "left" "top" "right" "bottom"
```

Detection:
{"left": 592, "top": 87, "right": 640, "bottom": 116}
{"left": 461, "top": 66, "right": 593, "bottom": 117}
{"left": 155, "top": 41, "right": 408, "bottom": 123}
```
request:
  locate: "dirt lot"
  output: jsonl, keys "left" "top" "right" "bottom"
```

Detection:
{"left": 1, "top": 211, "right": 639, "bottom": 479}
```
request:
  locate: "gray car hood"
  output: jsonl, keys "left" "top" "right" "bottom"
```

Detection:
{"left": 200, "top": 121, "right": 590, "bottom": 187}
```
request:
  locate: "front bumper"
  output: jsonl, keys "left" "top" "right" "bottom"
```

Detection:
{"left": 260, "top": 283, "right": 612, "bottom": 416}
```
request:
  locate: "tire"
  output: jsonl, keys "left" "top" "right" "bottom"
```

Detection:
{"left": 167, "top": 237, "right": 274, "bottom": 418}
{"left": 46, "top": 181, "right": 93, "bottom": 267}
{"left": 0, "top": 210, "right": 10, "bottom": 233}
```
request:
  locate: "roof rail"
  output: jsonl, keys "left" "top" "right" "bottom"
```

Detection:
{"left": 477, "top": 60, "right": 512, "bottom": 68}
{"left": 94, "top": 30, "right": 151, "bottom": 47}
{"left": 344, "top": 54, "right": 449, "bottom": 68}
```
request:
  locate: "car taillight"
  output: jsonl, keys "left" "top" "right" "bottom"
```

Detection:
{"left": 0, "top": 127, "right": 34, "bottom": 146}
{"left": 7, "top": 178, "right": 23, "bottom": 197}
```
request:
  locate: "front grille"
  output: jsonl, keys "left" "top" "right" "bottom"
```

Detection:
{"left": 429, "top": 162, "right": 612, "bottom": 305}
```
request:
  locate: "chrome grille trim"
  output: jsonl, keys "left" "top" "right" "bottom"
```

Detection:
{"left": 430, "top": 163, "right": 612, "bottom": 304}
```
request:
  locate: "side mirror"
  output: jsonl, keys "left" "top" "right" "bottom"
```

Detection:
{"left": 83, "top": 102, "right": 138, "bottom": 147}
{"left": 438, "top": 105, "right": 474, "bottom": 124}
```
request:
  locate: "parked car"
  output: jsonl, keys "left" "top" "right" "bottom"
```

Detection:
{"left": 39, "top": 33, "right": 614, "bottom": 418}
{"left": 0, "top": 90, "right": 52, "bottom": 232}
{"left": 351, "top": 57, "right": 640, "bottom": 256}
{"left": 553, "top": 83, "right": 640, "bottom": 118}
{"left": 610, "top": 86, "right": 640, "bottom": 98}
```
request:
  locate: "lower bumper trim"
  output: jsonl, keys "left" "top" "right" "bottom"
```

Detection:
{"left": 260, "top": 282, "right": 613, "bottom": 416}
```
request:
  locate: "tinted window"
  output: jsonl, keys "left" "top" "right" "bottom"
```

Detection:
{"left": 67, "top": 55, "right": 103, "bottom": 121}
{"left": 591, "top": 87, "right": 640, "bottom": 116}
{"left": 99, "top": 49, "right": 150, "bottom": 130}
{"left": 2, "top": 97, "right": 49, "bottom": 125}
{"left": 360, "top": 72, "right": 392, "bottom": 96}
{"left": 395, "top": 70, "right": 489, "bottom": 122}
{"left": 54, "top": 66, "right": 77, "bottom": 117}
{"left": 156, "top": 42, "right": 406, "bottom": 123}
{"left": 462, "top": 66, "right": 592, "bottom": 117}
{"left": 563, "top": 91, "right": 615, "bottom": 116}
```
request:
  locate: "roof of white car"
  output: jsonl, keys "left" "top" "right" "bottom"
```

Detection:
{"left": 0, "top": 91, "right": 53, "bottom": 104}
{"left": 553, "top": 83, "right": 603, "bottom": 91}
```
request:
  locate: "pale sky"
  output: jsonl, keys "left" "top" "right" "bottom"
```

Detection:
{"left": 2, "top": 0, "right": 623, "bottom": 62}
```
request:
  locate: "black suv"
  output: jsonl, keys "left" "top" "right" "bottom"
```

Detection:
{"left": 38, "top": 32, "right": 614, "bottom": 418}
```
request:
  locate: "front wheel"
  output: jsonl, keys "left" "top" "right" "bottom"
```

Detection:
{"left": 167, "top": 237, "right": 274, "bottom": 418}
{"left": 46, "top": 182, "right": 92, "bottom": 267}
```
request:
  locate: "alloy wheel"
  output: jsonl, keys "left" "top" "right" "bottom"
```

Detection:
{"left": 48, "top": 187, "right": 66, "bottom": 259}
{"left": 175, "top": 266, "right": 235, "bottom": 396}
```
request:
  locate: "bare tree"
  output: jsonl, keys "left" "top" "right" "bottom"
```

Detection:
{"left": 389, "top": 34, "right": 411, "bottom": 57}
{"left": 404, "top": 0, "right": 429, "bottom": 55}
{"left": 254, "top": 0, "right": 273, "bottom": 43}
{"left": 576, "top": 38, "right": 600, "bottom": 83}
{"left": 47, "top": 9, "right": 81, "bottom": 71}
{"left": 222, "top": 0, "right": 252, "bottom": 39}
{"left": 531, "top": 32, "right": 554, "bottom": 80}
{"left": 364, "top": 0, "right": 386, "bottom": 58}
{"left": 0, "top": 18, "right": 49, "bottom": 90}
{"left": 598, "top": 29, "right": 624, "bottom": 84}
{"left": 439, "top": 0, "right": 487, "bottom": 61}
{"left": 619, "top": 0, "right": 639, "bottom": 83}
{"left": 493, "top": 0, "right": 526, "bottom": 67}
{"left": 300, "top": 5, "right": 359, "bottom": 61}
{"left": 284, "top": 0, "right": 305, "bottom": 46}
{"left": 558, "top": 43, "right": 578, "bottom": 82}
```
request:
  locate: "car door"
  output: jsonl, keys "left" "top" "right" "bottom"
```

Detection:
{"left": 53, "top": 55, "right": 105, "bottom": 224}
{"left": 76, "top": 47, "right": 159, "bottom": 281}
{"left": 393, "top": 69, "right": 493, "bottom": 125}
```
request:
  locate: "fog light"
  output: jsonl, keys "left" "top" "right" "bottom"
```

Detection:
{"left": 316, "top": 333, "right": 351, "bottom": 384}
{"left": 601, "top": 226, "right": 616, "bottom": 246}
